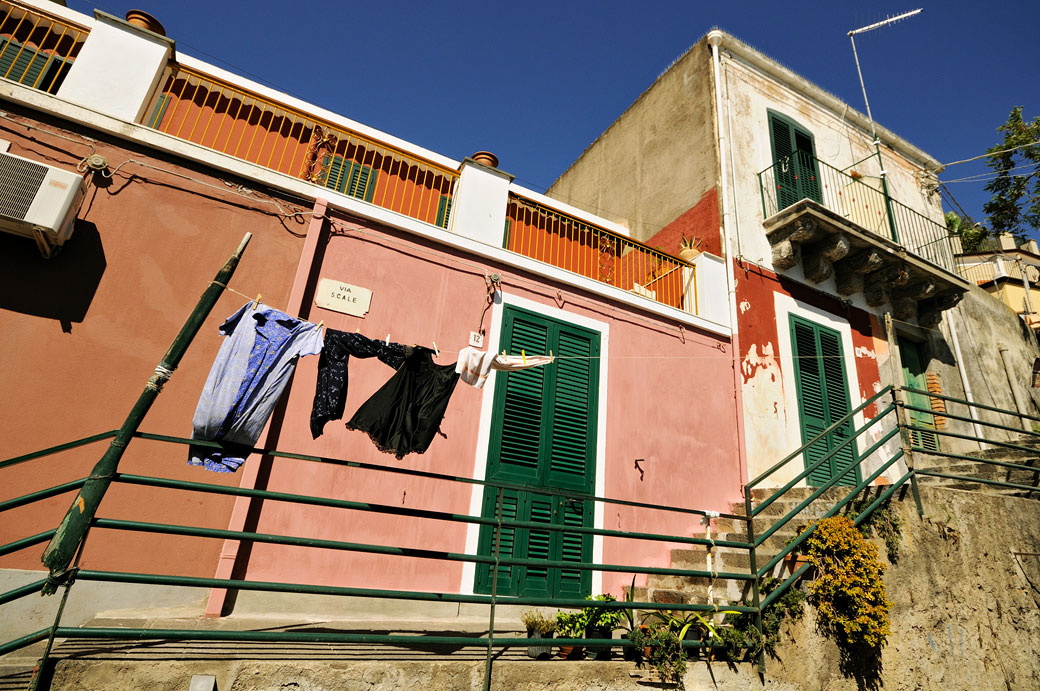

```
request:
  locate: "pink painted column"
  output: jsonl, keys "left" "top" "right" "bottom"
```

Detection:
{"left": 204, "top": 198, "right": 328, "bottom": 617}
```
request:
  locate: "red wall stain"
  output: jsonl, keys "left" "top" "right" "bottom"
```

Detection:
{"left": 736, "top": 262, "right": 882, "bottom": 418}
{"left": 644, "top": 188, "right": 721, "bottom": 257}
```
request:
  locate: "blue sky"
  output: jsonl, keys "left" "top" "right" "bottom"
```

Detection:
{"left": 72, "top": 1, "right": 1039, "bottom": 234}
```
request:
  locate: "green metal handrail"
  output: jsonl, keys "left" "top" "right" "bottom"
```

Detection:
{"left": 758, "top": 468, "right": 913, "bottom": 609}
{"left": 0, "top": 431, "right": 116, "bottom": 472}
{"left": 90, "top": 517, "right": 755, "bottom": 582}
{"left": 0, "top": 529, "right": 56, "bottom": 558}
{"left": 73, "top": 570, "right": 758, "bottom": 615}
{"left": 112, "top": 472, "right": 751, "bottom": 550}
{"left": 746, "top": 386, "right": 893, "bottom": 489}
{"left": 0, "top": 578, "right": 47, "bottom": 607}
{"left": 751, "top": 404, "right": 897, "bottom": 519}
{"left": 0, "top": 479, "right": 86, "bottom": 513}
{"left": 915, "top": 469, "right": 1040, "bottom": 494}
{"left": 756, "top": 449, "right": 905, "bottom": 578}
{"left": 130, "top": 431, "right": 749, "bottom": 522}
{"left": 902, "top": 385, "right": 1040, "bottom": 423}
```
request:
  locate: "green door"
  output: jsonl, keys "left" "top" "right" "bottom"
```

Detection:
{"left": 768, "top": 111, "right": 822, "bottom": 210}
{"left": 791, "top": 315, "right": 859, "bottom": 487}
{"left": 475, "top": 305, "right": 600, "bottom": 599}
{"left": 898, "top": 338, "right": 938, "bottom": 452}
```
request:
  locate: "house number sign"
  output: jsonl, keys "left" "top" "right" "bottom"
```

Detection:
{"left": 315, "top": 278, "right": 372, "bottom": 317}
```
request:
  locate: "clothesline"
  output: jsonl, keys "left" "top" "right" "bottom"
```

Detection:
{"left": 210, "top": 282, "right": 907, "bottom": 363}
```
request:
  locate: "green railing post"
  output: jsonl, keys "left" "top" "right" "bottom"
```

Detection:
{"left": 482, "top": 486, "right": 504, "bottom": 691}
{"left": 40, "top": 233, "right": 252, "bottom": 592}
{"left": 744, "top": 491, "right": 765, "bottom": 678}
{"left": 29, "top": 534, "right": 91, "bottom": 691}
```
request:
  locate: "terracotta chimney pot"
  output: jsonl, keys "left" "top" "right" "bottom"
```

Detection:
{"left": 125, "top": 10, "right": 166, "bottom": 36}
{"left": 471, "top": 151, "right": 498, "bottom": 168}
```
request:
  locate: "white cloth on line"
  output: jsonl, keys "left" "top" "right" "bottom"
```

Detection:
{"left": 455, "top": 346, "right": 554, "bottom": 389}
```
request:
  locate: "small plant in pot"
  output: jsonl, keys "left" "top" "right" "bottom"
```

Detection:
{"left": 678, "top": 234, "right": 703, "bottom": 262}
{"left": 583, "top": 594, "right": 625, "bottom": 660}
{"left": 520, "top": 610, "right": 556, "bottom": 659}
{"left": 554, "top": 610, "right": 587, "bottom": 659}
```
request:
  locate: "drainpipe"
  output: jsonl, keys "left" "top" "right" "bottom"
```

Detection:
{"left": 997, "top": 343, "right": 1032, "bottom": 432}
{"left": 707, "top": 31, "right": 748, "bottom": 489}
{"left": 945, "top": 309, "right": 985, "bottom": 443}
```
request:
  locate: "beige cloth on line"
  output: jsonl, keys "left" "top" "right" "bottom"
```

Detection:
{"left": 454, "top": 346, "right": 554, "bottom": 389}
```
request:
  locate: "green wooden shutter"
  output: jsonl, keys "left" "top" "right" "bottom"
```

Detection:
{"left": 436, "top": 195, "right": 452, "bottom": 228}
{"left": 899, "top": 338, "right": 939, "bottom": 452}
{"left": 819, "top": 328, "right": 858, "bottom": 485}
{"left": 0, "top": 38, "right": 51, "bottom": 89}
{"left": 769, "top": 113, "right": 800, "bottom": 211}
{"left": 147, "top": 94, "right": 171, "bottom": 129}
{"left": 489, "top": 312, "right": 551, "bottom": 483}
{"left": 547, "top": 329, "right": 598, "bottom": 492}
{"left": 476, "top": 305, "right": 599, "bottom": 599}
{"left": 769, "top": 111, "right": 821, "bottom": 209}
{"left": 791, "top": 315, "right": 859, "bottom": 487}
{"left": 325, "top": 155, "right": 377, "bottom": 202}
{"left": 555, "top": 496, "right": 591, "bottom": 598}
{"left": 474, "top": 488, "right": 522, "bottom": 595}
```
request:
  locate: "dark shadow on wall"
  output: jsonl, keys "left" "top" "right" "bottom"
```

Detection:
{"left": 0, "top": 219, "right": 106, "bottom": 332}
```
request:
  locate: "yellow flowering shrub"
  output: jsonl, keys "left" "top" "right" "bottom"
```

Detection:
{"left": 805, "top": 515, "right": 890, "bottom": 649}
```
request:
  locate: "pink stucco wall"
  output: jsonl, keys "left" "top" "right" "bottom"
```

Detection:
{"left": 236, "top": 210, "right": 743, "bottom": 598}
{"left": 0, "top": 116, "right": 304, "bottom": 578}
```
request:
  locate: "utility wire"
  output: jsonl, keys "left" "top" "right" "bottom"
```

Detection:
{"left": 940, "top": 162, "right": 1039, "bottom": 185}
{"left": 936, "top": 140, "right": 1040, "bottom": 170}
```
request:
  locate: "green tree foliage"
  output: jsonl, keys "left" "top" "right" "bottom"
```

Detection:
{"left": 945, "top": 211, "right": 990, "bottom": 254}
{"left": 983, "top": 107, "right": 1040, "bottom": 242}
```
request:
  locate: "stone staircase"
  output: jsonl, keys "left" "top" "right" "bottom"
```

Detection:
{"left": 631, "top": 434, "right": 1040, "bottom": 611}
{"left": 631, "top": 486, "right": 865, "bottom": 609}
{"left": 913, "top": 433, "right": 1040, "bottom": 495}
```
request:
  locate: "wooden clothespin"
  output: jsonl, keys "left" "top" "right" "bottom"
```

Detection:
{"left": 252, "top": 293, "right": 261, "bottom": 309}
{"left": 549, "top": 349, "right": 553, "bottom": 362}
{"left": 317, "top": 320, "right": 324, "bottom": 329}
{"left": 432, "top": 341, "right": 439, "bottom": 356}
{"left": 385, "top": 333, "right": 391, "bottom": 346}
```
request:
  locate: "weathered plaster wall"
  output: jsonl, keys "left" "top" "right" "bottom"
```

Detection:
{"left": 735, "top": 263, "right": 889, "bottom": 486}
{"left": 719, "top": 50, "right": 944, "bottom": 284}
{"left": 914, "top": 285, "right": 1040, "bottom": 455}
{"left": 546, "top": 41, "right": 719, "bottom": 250}
{"left": 769, "top": 487, "right": 1040, "bottom": 690}
{"left": 0, "top": 108, "right": 305, "bottom": 580}
{"left": 230, "top": 207, "right": 743, "bottom": 606}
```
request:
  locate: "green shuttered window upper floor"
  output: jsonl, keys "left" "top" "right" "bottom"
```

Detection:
{"left": 790, "top": 314, "right": 859, "bottom": 487}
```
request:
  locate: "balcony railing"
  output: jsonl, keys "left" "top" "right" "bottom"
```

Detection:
{"left": 957, "top": 258, "right": 1040, "bottom": 286}
{"left": 142, "top": 63, "right": 459, "bottom": 228}
{"left": 0, "top": 0, "right": 87, "bottom": 95}
{"left": 758, "top": 151, "right": 956, "bottom": 273}
{"left": 506, "top": 194, "right": 697, "bottom": 315}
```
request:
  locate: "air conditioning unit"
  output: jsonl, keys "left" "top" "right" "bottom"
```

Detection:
{"left": 0, "top": 149, "right": 87, "bottom": 258}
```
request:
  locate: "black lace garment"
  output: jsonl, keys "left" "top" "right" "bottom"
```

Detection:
{"left": 346, "top": 346, "right": 460, "bottom": 459}
{"left": 309, "top": 329, "right": 406, "bottom": 439}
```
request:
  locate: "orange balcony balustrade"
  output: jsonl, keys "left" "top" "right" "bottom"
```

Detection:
{"left": 506, "top": 194, "right": 698, "bottom": 315}
{"left": 142, "top": 64, "right": 459, "bottom": 228}
{"left": 0, "top": 0, "right": 87, "bottom": 95}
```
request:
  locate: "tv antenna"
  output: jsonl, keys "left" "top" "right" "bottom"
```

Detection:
{"left": 847, "top": 8, "right": 923, "bottom": 242}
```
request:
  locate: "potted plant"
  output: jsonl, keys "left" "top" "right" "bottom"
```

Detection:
{"left": 678, "top": 235, "right": 703, "bottom": 262}
{"left": 617, "top": 576, "right": 645, "bottom": 661}
{"left": 583, "top": 594, "right": 625, "bottom": 660}
{"left": 520, "top": 610, "right": 556, "bottom": 659}
{"left": 554, "top": 610, "right": 587, "bottom": 659}
{"left": 630, "top": 622, "right": 687, "bottom": 684}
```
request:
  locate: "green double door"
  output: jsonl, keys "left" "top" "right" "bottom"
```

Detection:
{"left": 791, "top": 315, "right": 860, "bottom": 487}
{"left": 899, "top": 338, "right": 938, "bottom": 452}
{"left": 474, "top": 306, "right": 600, "bottom": 599}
